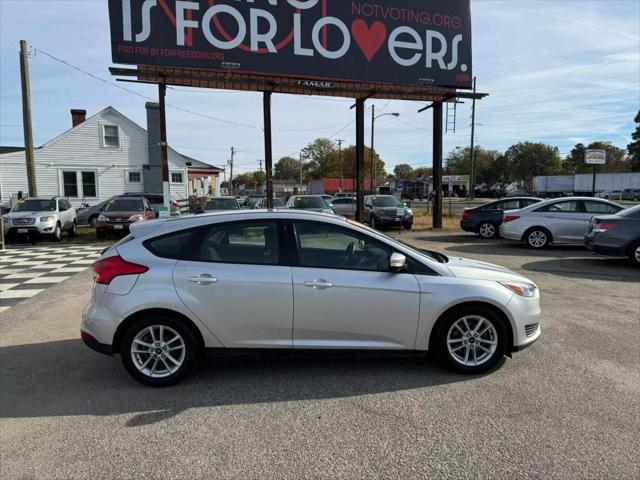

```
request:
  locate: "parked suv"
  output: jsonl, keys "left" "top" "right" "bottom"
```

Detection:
{"left": 621, "top": 189, "right": 640, "bottom": 201}
{"left": 96, "top": 196, "right": 156, "bottom": 239}
{"left": 82, "top": 210, "right": 541, "bottom": 386}
{"left": 3, "top": 197, "right": 76, "bottom": 241}
{"left": 364, "top": 195, "right": 413, "bottom": 230}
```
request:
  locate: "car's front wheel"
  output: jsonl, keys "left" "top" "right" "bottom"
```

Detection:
{"left": 434, "top": 306, "right": 508, "bottom": 374}
{"left": 628, "top": 240, "right": 640, "bottom": 267}
{"left": 524, "top": 228, "right": 551, "bottom": 249}
{"left": 120, "top": 316, "right": 199, "bottom": 387}
{"left": 477, "top": 221, "right": 497, "bottom": 239}
{"left": 51, "top": 223, "right": 62, "bottom": 241}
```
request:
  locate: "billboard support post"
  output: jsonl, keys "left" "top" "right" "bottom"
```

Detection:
{"left": 158, "top": 82, "right": 170, "bottom": 213}
{"left": 263, "top": 91, "right": 273, "bottom": 209}
{"left": 433, "top": 102, "right": 444, "bottom": 229}
{"left": 355, "top": 98, "right": 365, "bottom": 222}
{"left": 592, "top": 165, "right": 597, "bottom": 197}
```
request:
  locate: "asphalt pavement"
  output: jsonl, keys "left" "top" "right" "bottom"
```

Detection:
{"left": 1, "top": 233, "right": 639, "bottom": 479}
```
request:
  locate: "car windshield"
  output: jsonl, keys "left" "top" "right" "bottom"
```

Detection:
{"left": 272, "top": 198, "right": 285, "bottom": 207}
{"left": 346, "top": 219, "right": 447, "bottom": 263}
{"left": 618, "top": 205, "right": 640, "bottom": 218}
{"left": 371, "top": 196, "right": 402, "bottom": 207}
{"left": 296, "top": 197, "right": 325, "bottom": 208}
{"left": 205, "top": 198, "right": 238, "bottom": 210}
{"left": 12, "top": 199, "right": 56, "bottom": 212}
{"left": 105, "top": 199, "right": 143, "bottom": 212}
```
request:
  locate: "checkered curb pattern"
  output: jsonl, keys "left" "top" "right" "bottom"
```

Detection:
{"left": 0, "top": 245, "right": 104, "bottom": 313}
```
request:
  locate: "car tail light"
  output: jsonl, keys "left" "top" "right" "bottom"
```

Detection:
{"left": 593, "top": 222, "right": 616, "bottom": 233}
{"left": 503, "top": 215, "right": 520, "bottom": 223}
{"left": 92, "top": 255, "right": 148, "bottom": 285}
{"left": 462, "top": 210, "right": 473, "bottom": 218}
{"left": 171, "top": 199, "right": 180, "bottom": 209}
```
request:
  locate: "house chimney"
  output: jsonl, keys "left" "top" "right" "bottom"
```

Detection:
{"left": 71, "top": 109, "right": 86, "bottom": 127}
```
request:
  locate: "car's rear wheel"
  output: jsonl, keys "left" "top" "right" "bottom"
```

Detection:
{"left": 120, "top": 316, "right": 199, "bottom": 387}
{"left": 524, "top": 228, "right": 550, "bottom": 249}
{"left": 478, "top": 221, "right": 497, "bottom": 239}
{"left": 628, "top": 240, "right": 640, "bottom": 266}
{"left": 434, "top": 306, "right": 508, "bottom": 374}
{"left": 69, "top": 220, "right": 77, "bottom": 237}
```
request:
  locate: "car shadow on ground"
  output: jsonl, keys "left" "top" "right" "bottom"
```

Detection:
{"left": 442, "top": 242, "right": 592, "bottom": 259}
{"left": 0, "top": 340, "right": 483, "bottom": 426}
{"left": 521, "top": 257, "right": 640, "bottom": 281}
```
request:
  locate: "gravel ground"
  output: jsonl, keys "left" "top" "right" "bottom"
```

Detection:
{"left": 1, "top": 232, "right": 639, "bottom": 479}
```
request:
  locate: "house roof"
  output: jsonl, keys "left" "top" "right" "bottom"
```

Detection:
{"left": 5, "top": 106, "right": 222, "bottom": 172}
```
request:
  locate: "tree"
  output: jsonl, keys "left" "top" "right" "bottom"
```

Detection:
{"left": 274, "top": 156, "right": 299, "bottom": 180}
{"left": 627, "top": 111, "right": 640, "bottom": 171}
{"left": 393, "top": 164, "right": 414, "bottom": 178}
{"left": 445, "top": 146, "right": 503, "bottom": 185}
{"left": 413, "top": 167, "right": 433, "bottom": 177}
{"left": 340, "top": 145, "right": 386, "bottom": 186}
{"left": 504, "top": 142, "right": 562, "bottom": 190}
{"left": 302, "top": 138, "right": 338, "bottom": 180}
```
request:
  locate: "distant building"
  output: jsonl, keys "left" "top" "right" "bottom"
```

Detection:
{"left": 0, "top": 105, "right": 223, "bottom": 206}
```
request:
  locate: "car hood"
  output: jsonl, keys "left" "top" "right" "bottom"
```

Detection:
{"left": 445, "top": 255, "right": 536, "bottom": 284}
{"left": 6, "top": 210, "right": 55, "bottom": 219}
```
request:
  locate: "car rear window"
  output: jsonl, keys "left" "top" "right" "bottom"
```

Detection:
{"left": 105, "top": 199, "right": 144, "bottom": 212}
{"left": 143, "top": 230, "right": 196, "bottom": 259}
{"left": 205, "top": 198, "right": 238, "bottom": 210}
{"left": 296, "top": 197, "right": 325, "bottom": 208}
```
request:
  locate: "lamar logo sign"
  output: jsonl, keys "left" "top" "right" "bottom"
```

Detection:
{"left": 109, "top": 0, "right": 473, "bottom": 88}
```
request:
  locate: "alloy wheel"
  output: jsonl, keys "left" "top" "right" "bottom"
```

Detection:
{"left": 635, "top": 245, "right": 640, "bottom": 264}
{"left": 130, "top": 325, "right": 186, "bottom": 379}
{"left": 479, "top": 222, "right": 496, "bottom": 238}
{"left": 447, "top": 315, "right": 498, "bottom": 367}
{"left": 528, "top": 230, "right": 547, "bottom": 248}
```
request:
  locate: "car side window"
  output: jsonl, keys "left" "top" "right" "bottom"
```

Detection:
{"left": 293, "top": 221, "right": 391, "bottom": 272}
{"left": 583, "top": 201, "right": 621, "bottom": 214}
{"left": 187, "top": 221, "right": 280, "bottom": 266}
{"left": 537, "top": 201, "right": 579, "bottom": 213}
{"left": 144, "top": 230, "right": 197, "bottom": 259}
{"left": 332, "top": 199, "right": 346, "bottom": 205}
{"left": 521, "top": 199, "right": 538, "bottom": 207}
{"left": 497, "top": 200, "right": 520, "bottom": 210}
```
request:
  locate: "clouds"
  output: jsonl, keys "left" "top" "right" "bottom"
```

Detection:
{"left": 0, "top": 0, "right": 638, "bottom": 174}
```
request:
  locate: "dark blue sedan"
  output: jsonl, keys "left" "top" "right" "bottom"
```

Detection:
{"left": 461, "top": 197, "right": 542, "bottom": 238}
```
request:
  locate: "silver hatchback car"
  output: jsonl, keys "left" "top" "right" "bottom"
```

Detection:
{"left": 500, "top": 197, "right": 623, "bottom": 248}
{"left": 82, "top": 211, "right": 541, "bottom": 386}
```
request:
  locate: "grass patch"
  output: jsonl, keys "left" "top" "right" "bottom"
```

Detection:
{"left": 412, "top": 208, "right": 461, "bottom": 231}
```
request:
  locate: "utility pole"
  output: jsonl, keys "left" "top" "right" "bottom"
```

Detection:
{"left": 20, "top": 40, "right": 37, "bottom": 197}
{"left": 229, "top": 147, "right": 235, "bottom": 197}
{"left": 258, "top": 159, "right": 263, "bottom": 194}
{"left": 158, "top": 82, "right": 170, "bottom": 213}
{"left": 370, "top": 105, "right": 375, "bottom": 194}
{"left": 469, "top": 76, "right": 477, "bottom": 200}
{"left": 299, "top": 152, "right": 303, "bottom": 194}
{"left": 337, "top": 139, "right": 344, "bottom": 192}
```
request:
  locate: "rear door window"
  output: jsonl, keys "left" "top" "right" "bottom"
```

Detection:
{"left": 186, "top": 221, "right": 281, "bottom": 266}
{"left": 537, "top": 201, "right": 579, "bottom": 213}
{"left": 496, "top": 200, "right": 520, "bottom": 210}
{"left": 583, "top": 201, "right": 622, "bottom": 214}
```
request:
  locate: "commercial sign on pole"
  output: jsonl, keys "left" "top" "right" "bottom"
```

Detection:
{"left": 108, "top": 0, "right": 472, "bottom": 89}
{"left": 585, "top": 149, "right": 606, "bottom": 165}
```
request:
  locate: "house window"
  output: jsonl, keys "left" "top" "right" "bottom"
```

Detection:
{"left": 127, "top": 171, "right": 142, "bottom": 183}
{"left": 103, "top": 125, "right": 120, "bottom": 148}
{"left": 62, "top": 172, "right": 78, "bottom": 197}
{"left": 171, "top": 171, "right": 184, "bottom": 183}
{"left": 82, "top": 171, "right": 97, "bottom": 197}
{"left": 62, "top": 170, "right": 97, "bottom": 198}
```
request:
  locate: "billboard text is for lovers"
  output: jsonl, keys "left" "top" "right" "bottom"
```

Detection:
{"left": 109, "top": 0, "right": 472, "bottom": 88}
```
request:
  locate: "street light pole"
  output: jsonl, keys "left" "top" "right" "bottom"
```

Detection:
{"left": 370, "top": 108, "right": 400, "bottom": 194}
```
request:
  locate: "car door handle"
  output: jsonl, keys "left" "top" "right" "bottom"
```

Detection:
{"left": 304, "top": 280, "right": 333, "bottom": 289}
{"left": 188, "top": 274, "right": 218, "bottom": 285}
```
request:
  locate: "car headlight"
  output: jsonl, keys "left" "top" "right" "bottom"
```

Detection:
{"left": 128, "top": 214, "right": 144, "bottom": 222}
{"left": 405, "top": 208, "right": 413, "bottom": 215}
{"left": 499, "top": 281, "right": 537, "bottom": 298}
{"left": 98, "top": 214, "right": 107, "bottom": 222}
{"left": 40, "top": 215, "right": 56, "bottom": 222}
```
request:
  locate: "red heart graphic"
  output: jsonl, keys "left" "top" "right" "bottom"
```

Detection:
{"left": 351, "top": 19, "right": 387, "bottom": 62}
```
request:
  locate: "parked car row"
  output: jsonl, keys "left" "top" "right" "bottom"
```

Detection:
{"left": 78, "top": 193, "right": 181, "bottom": 226}
{"left": 2, "top": 196, "right": 77, "bottom": 241}
{"left": 462, "top": 196, "right": 640, "bottom": 265}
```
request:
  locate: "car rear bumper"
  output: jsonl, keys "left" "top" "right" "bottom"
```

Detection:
{"left": 96, "top": 223, "right": 132, "bottom": 233}
{"left": 460, "top": 219, "right": 476, "bottom": 232}
{"left": 81, "top": 301, "right": 122, "bottom": 350}
{"left": 585, "top": 237, "right": 626, "bottom": 257}
{"left": 81, "top": 330, "right": 113, "bottom": 355}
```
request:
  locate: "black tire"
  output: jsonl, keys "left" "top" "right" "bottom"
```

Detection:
{"left": 477, "top": 221, "right": 498, "bottom": 239}
{"left": 96, "top": 230, "right": 106, "bottom": 241}
{"left": 120, "top": 315, "right": 199, "bottom": 387}
{"left": 370, "top": 216, "right": 377, "bottom": 229}
{"left": 633, "top": 196, "right": 639, "bottom": 202}
{"left": 524, "top": 227, "right": 551, "bottom": 249}
{"left": 628, "top": 240, "right": 640, "bottom": 267}
{"left": 69, "top": 220, "right": 77, "bottom": 237}
{"left": 403, "top": 223, "right": 413, "bottom": 230}
{"left": 433, "top": 305, "right": 508, "bottom": 374}
{"left": 51, "top": 223, "right": 62, "bottom": 242}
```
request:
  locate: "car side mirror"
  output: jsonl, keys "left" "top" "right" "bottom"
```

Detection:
{"left": 389, "top": 253, "right": 406, "bottom": 272}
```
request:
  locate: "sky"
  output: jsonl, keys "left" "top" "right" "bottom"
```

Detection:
{"left": 1, "top": 0, "right": 639, "bottom": 175}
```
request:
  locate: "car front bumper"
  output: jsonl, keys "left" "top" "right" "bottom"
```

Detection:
{"left": 4, "top": 220, "right": 58, "bottom": 237}
{"left": 506, "top": 292, "right": 542, "bottom": 350}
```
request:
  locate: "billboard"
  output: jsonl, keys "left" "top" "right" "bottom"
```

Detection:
{"left": 108, "top": 0, "right": 472, "bottom": 89}
{"left": 585, "top": 149, "right": 606, "bottom": 165}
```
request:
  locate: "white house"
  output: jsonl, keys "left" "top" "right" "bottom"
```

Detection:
{"left": 0, "top": 104, "right": 223, "bottom": 206}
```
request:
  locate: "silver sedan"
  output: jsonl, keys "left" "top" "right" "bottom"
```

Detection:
{"left": 82, "top": 210, "right": 541, "bottom": 386}
{"left": 500, "top": 197, "right": 623, "bottom": 248}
